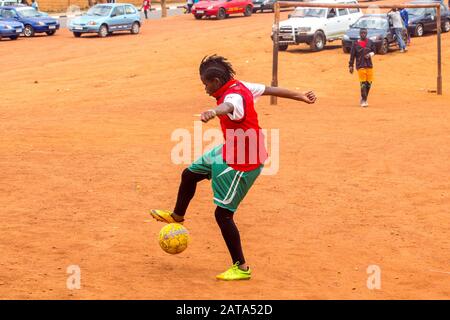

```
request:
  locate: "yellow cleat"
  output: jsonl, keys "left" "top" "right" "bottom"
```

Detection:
{"left": 216, "top": 263, "right": 251, "bottom": 281}
{"left": 150, "top": 209, "right": 184, "bottom": 224}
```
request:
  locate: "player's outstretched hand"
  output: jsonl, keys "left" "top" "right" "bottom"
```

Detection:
{"left": 301, "top": 91, "right": 317, "bottom": 104}
{"left": 200, "top": 109, "right": 217, "bottom": 123}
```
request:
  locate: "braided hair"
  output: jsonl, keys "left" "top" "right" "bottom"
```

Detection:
{"left": 199, "top": 55, "right": 236, "bottom": 86}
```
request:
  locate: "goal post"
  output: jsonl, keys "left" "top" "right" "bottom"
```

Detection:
{"left": 270, "top": 1, "right": 443, "bottom": 105}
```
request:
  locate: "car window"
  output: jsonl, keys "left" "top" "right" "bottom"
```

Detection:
{"left": 349, "top": 8, "right": 360, "bottom": 14}
{"left": 338, "top": 8, "right": 348, "bottom": 16}
{"left": 112, "top": 6, "right": 125, "bottom": 16}
{"left": 1, "top": 9, "right": 15, "bottom": 18}
{"left": 125, "top": 5, "right": 136, "bottom": 14}
{"left": 327, "top": 8, "right": 337, "bottom": 18}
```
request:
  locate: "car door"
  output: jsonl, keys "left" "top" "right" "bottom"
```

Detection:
{"left": 124, "top": 5, "right": 136, "bottom": 29}
{"left": 423, "top": 7, "right": 436, "bottom": 31}
{"left": 337, "top": 8, "right": 352, "bottom": 36}
{"left": 109, "top": 5, "right": 126, "bottom": 31}
{"left": 324, "top": 8, "right": 340, "bottom": 39}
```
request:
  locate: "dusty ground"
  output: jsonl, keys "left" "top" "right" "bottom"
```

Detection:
{"left": 1, "top": 0, "right": 449, "bottom": 299}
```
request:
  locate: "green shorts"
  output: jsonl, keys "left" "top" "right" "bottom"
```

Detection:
{"left": 188, "top": 145, "right": 263, "bottom": 212}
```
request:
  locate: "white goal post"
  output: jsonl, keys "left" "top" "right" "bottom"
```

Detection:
{"left": 270, "top": 1, "right": 443, "bottom": 105}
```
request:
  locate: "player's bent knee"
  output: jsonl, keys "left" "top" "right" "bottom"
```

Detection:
{"left": 215, "top": 206, "right": 234, "bottom": 224}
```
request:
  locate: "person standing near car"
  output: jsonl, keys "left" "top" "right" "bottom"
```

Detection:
{"left": 186, "top": 0, "right": 194, "bottom": 13}
{"left": 141, "top": 0, "right": 151, "bottom": 19}
{"left": 400, "top": 7, "right": 410, "bottom": 45}
{"left": 349, "top": 28, "right": 376, "bottom": 108}
{"left": 388, "top": 8, "right": 407, "bottom": 53}
{"left": 31, "top": 0, "right": 38, "bottom": 11}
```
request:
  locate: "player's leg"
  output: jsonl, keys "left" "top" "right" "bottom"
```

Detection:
{"left": 215, "top": 206, "right": 251, "bottom": 281}
{"left": 150, "top": 145, "right": 219, "bottom": 223}
{"left": 212, "top": 164, "right": 263, "bottom": 280}
{"left": 364, "top": 68, "right": 373, "bottom": 107}
{"left": 172, "top": 168, "right": 208, "bottom": 220}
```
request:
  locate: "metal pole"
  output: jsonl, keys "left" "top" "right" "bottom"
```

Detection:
{"left": 271, "top": 2, "right": 280, "bottom": 105}
{"left": 161, "top": 0, "right": 167, "bottom": 18}
{"left": 436, "top": 4, "right": 442, "bottom": 95}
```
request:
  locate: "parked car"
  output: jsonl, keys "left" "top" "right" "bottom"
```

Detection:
{"left": 0, "top": 17, "right": 22, "bottom": 40}
{"left": 191, "top": 0, "right": 254, "bottom": 20}
{"left": 406, "top": 0, "right": 450, "bottom": 36}
{"left": 252, "top": 0, "right": 304, "bottom": 13}
{"left": 68, "top": 3, "right": 141, "bottom": 38}
{"left": 275, "top": 0, "right": 363, "bottom": 51}
{"left": 342, "top": 14, "right": 408, "bottom": 54}
{"left": 252, "top": 0, "right": 274, "bottom": 13}
{"left": 0, "top": 6, "right": 59, "bottom": 37}
{"left": 0, "top": 0, "right": 21, "bottom": 6}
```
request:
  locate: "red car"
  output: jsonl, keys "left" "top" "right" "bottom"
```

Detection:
{"left": 192, "top": 0, "right": 254, "bottom": 20}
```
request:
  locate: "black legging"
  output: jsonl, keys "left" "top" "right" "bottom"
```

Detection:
{"left": 173, "top": 168, "right": 246, "bottom": 265}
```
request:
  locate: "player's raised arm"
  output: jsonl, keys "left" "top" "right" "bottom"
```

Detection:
{"left": 200, "top": 102, "right": 234, "bottom": 123}
{"left": 262, "top": 86, "right": 316, "bottom": 104}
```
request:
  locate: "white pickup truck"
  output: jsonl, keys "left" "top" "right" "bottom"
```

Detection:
{"left": 276, "top": 0, "right": 363, "bottom": 51}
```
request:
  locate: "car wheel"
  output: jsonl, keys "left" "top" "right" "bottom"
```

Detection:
{"left": 194, "top": 14, "right": 203, "bottom": 19}
{"left": 98, "top": 24, "right": 109, "bottom": 38}
{"left": 377, "top": 38, "right": 389, "bottom": 55}
{"left": 342, "top": 46, "right": 350, "bottom": 54}
{"left": 414, "top": 24, "right": 424, "bottom": 37}
{"left": 23, "top": 25, "right": 35, "bottom": 37}
{"left": 131, "top": 22, "right": 140, "bottom": 34}
{"left": 278, "top": 43, "right": 288, "bottom": 51}
{"left": 217, "top": 8, "right": 226, "bottom": 20}
{"left": 244, "top": 5, "right": 252, "bottom": 17}
{"left": 310, "top": 31, "right": 325, "bottom": 51}
{"left": 73, "top": 32, "right": 82, "bottom": 37}
{"left": 46, "top": 30, "right": 56, "bottom": 36}
{"left": 9, "top": 35, "right": 18, "bottom": 40}
{"left": 443, "top": 20, "right": 450, "bottom": 33}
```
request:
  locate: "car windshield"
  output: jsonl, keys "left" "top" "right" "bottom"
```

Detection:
{"left": 406, "top": 8, "right": 427, "bottom": 16}
{"left": 17, "top": 7, "right": 42, "bottom": 17}
{"left": 353, "top": 17, "right": 388, "bottom": 29}
{"left": 291, "top": 8, "right": 327, "bottom": 18}
{"left": 87, "top": 5, "right": 112, "bottom": 16}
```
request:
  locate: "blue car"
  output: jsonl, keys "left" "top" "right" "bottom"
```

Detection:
{"left": 0, "top": 5, "right": 59, "bottom": 37}
{"left": 69, "top": 3, "right": 141, "bottom": 38}
{"left": 0, "top": 17, "right": 23, "bottom": 40}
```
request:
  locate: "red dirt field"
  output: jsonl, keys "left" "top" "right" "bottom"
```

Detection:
{"left": 1, "top": 1, "right": 450, "bottom": 299}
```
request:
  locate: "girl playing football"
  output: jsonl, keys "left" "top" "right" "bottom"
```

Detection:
{"left": 151, "top": 55, "right": 316, "bottom": 280}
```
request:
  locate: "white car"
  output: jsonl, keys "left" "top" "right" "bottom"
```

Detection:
{"left": 277, "top": 0, "right": 363, "bottom": 51}
{"left": 0, "top": 0, "right": 21, "bottom": 6}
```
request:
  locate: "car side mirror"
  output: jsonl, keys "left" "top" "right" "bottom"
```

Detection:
{"left": 288, "top": 14, "right": 291, "bottom": 18}
{"left": 111, "top": 13, "right": 116, "bottom": 17}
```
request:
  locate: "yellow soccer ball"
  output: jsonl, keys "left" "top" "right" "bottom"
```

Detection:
{"left": 158, "top": 223, "right": 189, "bottom": 254}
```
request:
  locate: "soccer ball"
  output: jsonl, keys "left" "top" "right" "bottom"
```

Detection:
{"left": 158, "top": 223, "right": 189, "bottom": 254}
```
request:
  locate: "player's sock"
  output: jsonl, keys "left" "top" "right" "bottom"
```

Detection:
{"left": 173, "top": 168, "right": 207, "bottom": 219}
{"left": 366, "top": 81, "right": 372, "bottom": 98}
{"left": 214, "top": 206, "right": 246, "bottom": 266}
{"left": 360, "top": 82, "right": 368, "bottom": 105}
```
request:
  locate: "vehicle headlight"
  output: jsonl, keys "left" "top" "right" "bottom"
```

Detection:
{"left": 207, "top": 5, "right": 214, "bottom": 10}
{"left": 343, "top": 34, "right": 350, "bottom": 40}
{"left": 5, "top": 25, "right": 13, "bottom": 29}
{"left": 297, "top": 27, "right": 311, "bottom": 33}
{"left": 37, "top": 21, "right": 45, "bottom": 26}
{"left": 88, "top": 21, "right": 97, "bottom": 25}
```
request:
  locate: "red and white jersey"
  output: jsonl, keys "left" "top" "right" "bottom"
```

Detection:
{"left": 211, "top": 79, "right": 268, "bottom": 172}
